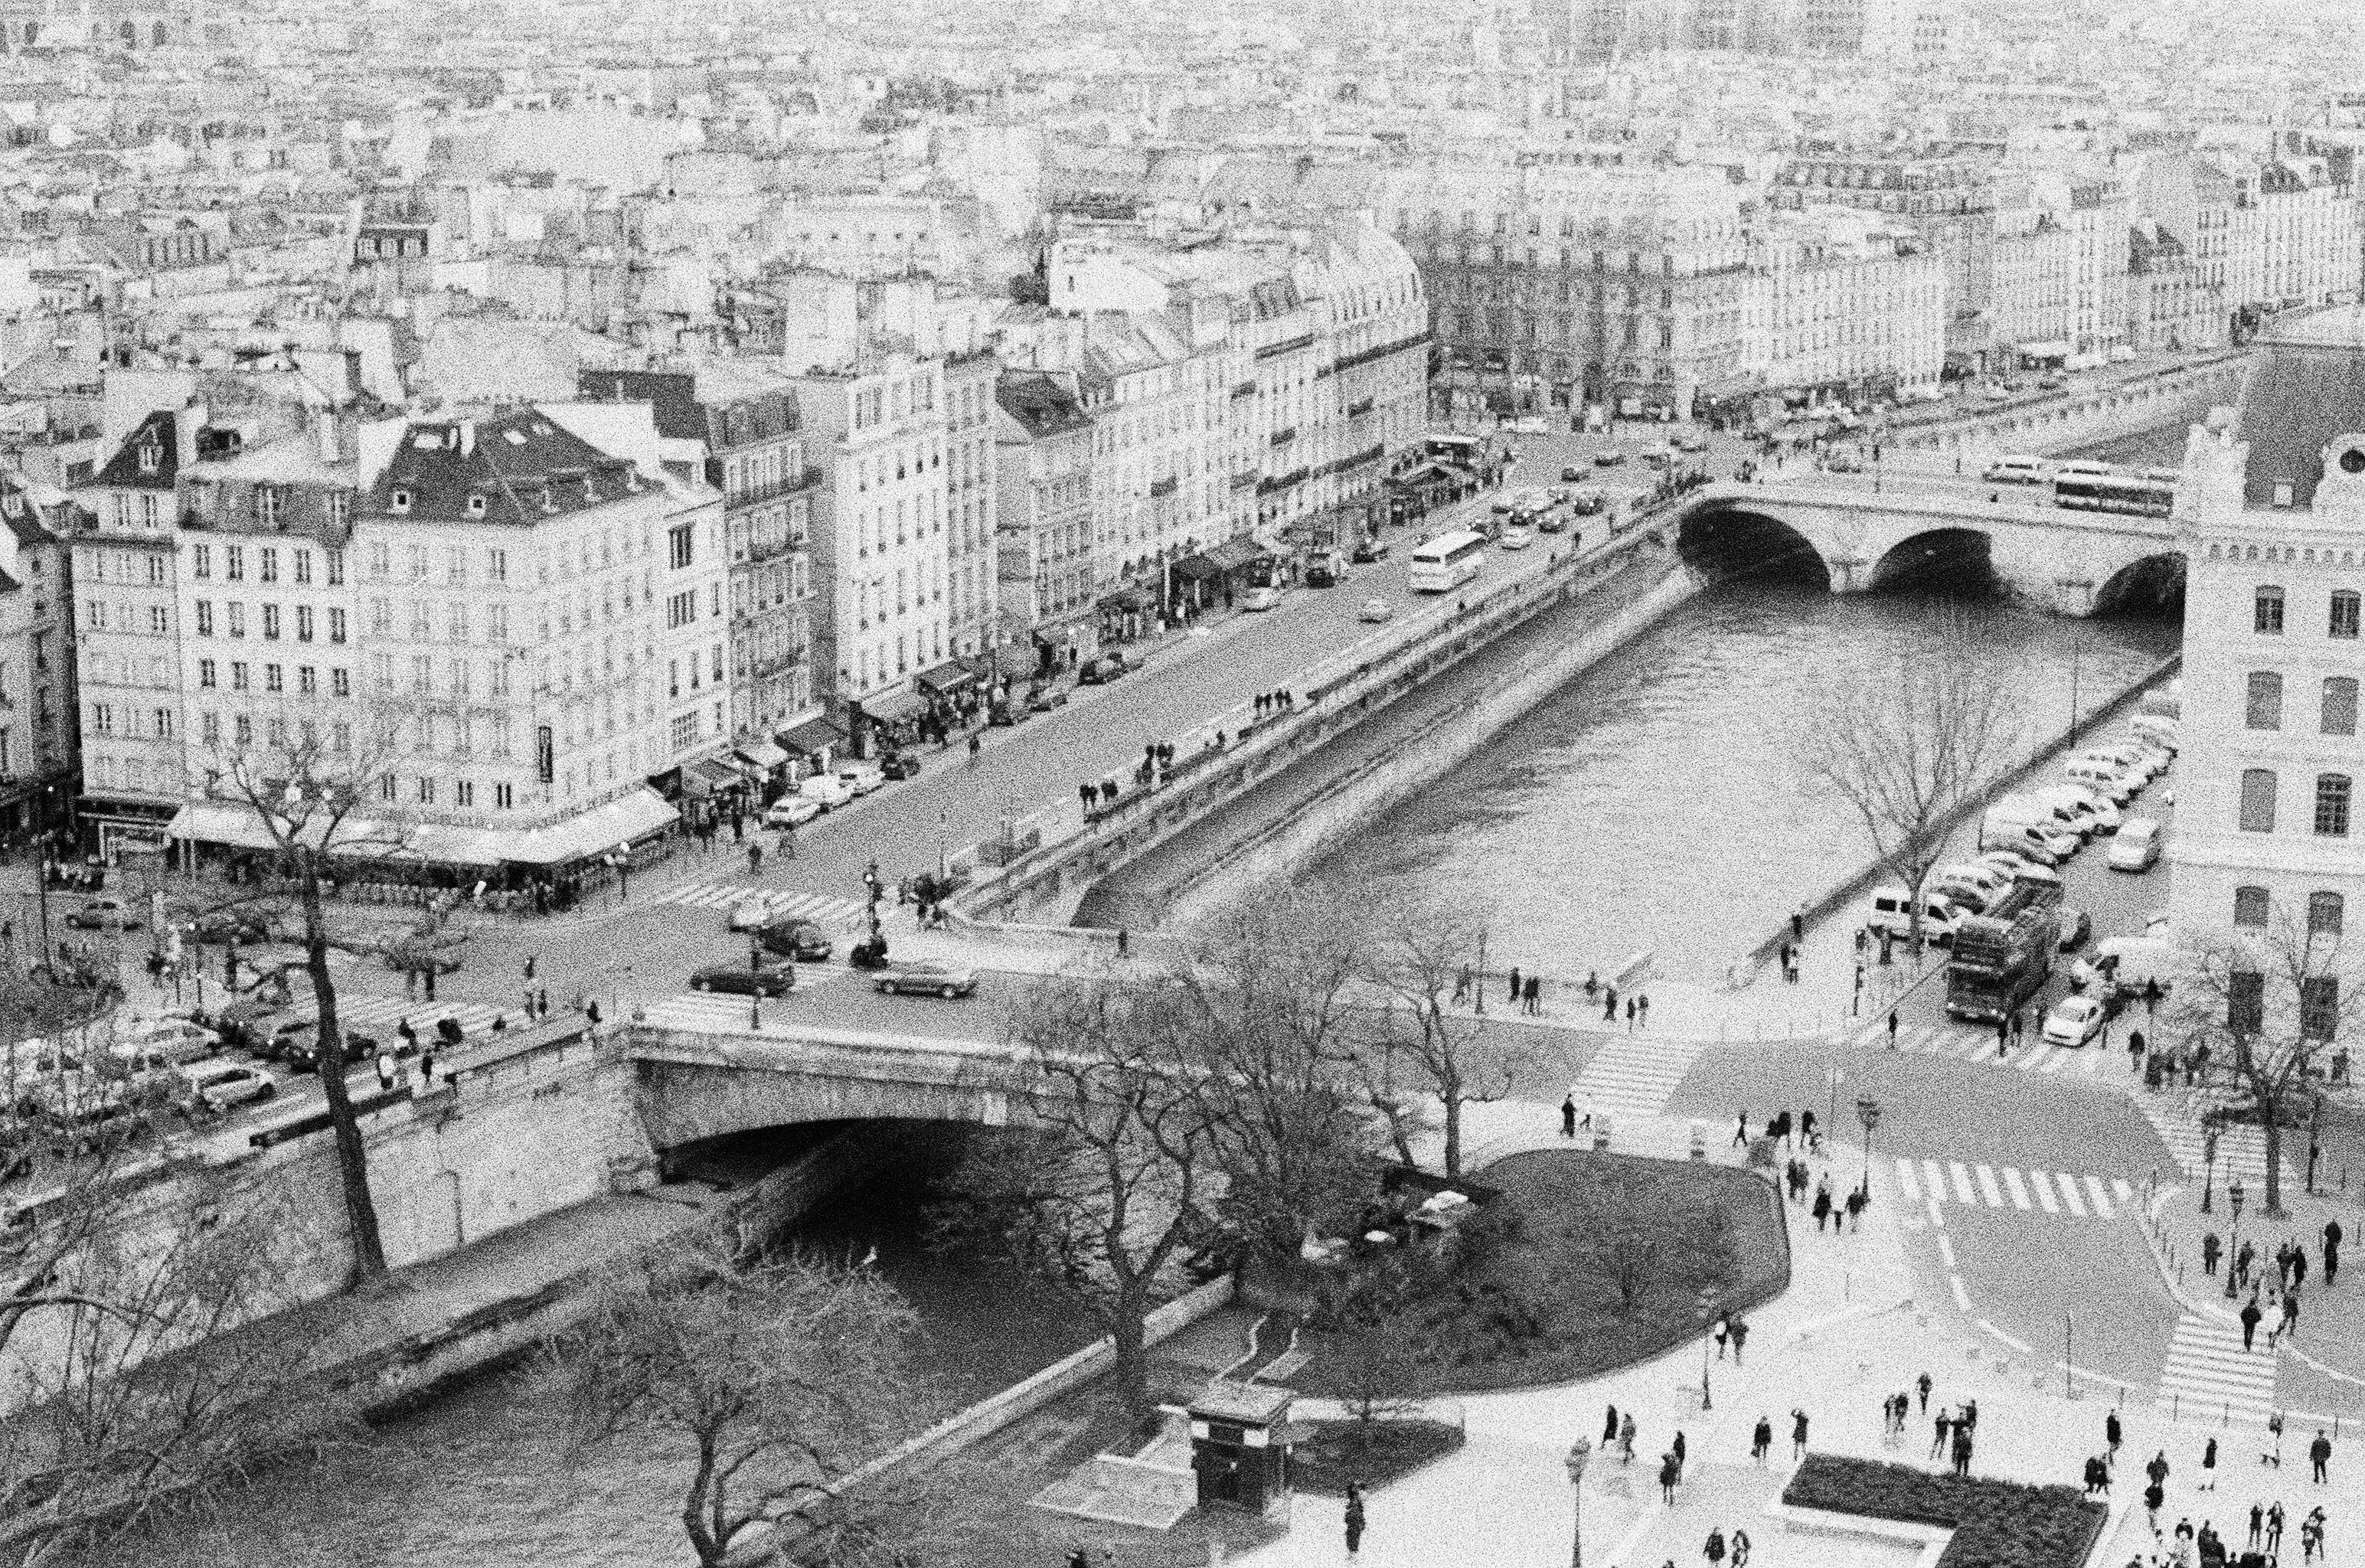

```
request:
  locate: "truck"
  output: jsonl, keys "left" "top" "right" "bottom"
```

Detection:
{"left": 1943, "top": 876, "right": 2063, "bottom": 1024}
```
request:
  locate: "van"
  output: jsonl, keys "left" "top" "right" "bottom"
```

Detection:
{"left": 1867, "top": 886, "right": 1961, "bottom": 943}
{"left": 1984, "top": 455, "right": 2047, "bottom": 485}
{"left": 2052, "top": 460, "right": 2118, "bottom": 481}
{"left": 2073, "top": 936, "right": 2175, "bottom": 1000}
{"left": 1979, "top": 810, "right": 2065, "bottom": 865}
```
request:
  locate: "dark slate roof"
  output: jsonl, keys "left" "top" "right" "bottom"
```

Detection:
{"left": 2233, "top": 309, "right": 2365, "bottom": 510}
{"left": 91, "top": 410, "right": 179, "bottom": 491}
{"left": 370, "top": 410, "right": 640, "bottom": 525}
{"left": 577, "top": 369, "right": 707, "bottom": 443}
{"left": 996, "top": 371, "right": 1092, "bottom": 439}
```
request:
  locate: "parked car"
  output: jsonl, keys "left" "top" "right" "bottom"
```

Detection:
{"left": 799, "top": 773, "right": 854, "bottom": 811}
{"left": 2108, "top": 818, "right": 2163, "bottom": 872}
{"left": 1078, "top": 653, "right": 1133, "bottom": 685}
{"left": 1824, "top": 451, "right": 1865, "bottom": 473}
{"left": 1351, "top": 537, "right": 1390, "bottom": 564}
{"left": 193, "top": 907, "right": 283, "bottom": 946}
{"left": 275, "top": 1023, "right": 381, "bottom": 1076}
{"left": 764, "top": 794, "right": 824, "bottom": 829}
{"left": 1027, "top": 685, "right": 1070, "bottom": 714}
{"left": 1241, "top": 586, "right": 1282, "bottom": 612}
{"left": 1498, "top": 525, "right": 1534, "bottom": 551}
{"left": 2056, "top": 908, "right": 2092, "bottom": 950}
{"left": 64, "top": 897, "right": 139, "bottom": 931}
{"left": 688, "top": 959, "right": 797, "bottom": 997}
{"left": 119, "top": 1019, "right": 220, "bottom": 1065}
{"left": 2041, "top": 995, "right": 2111, "bottom": 1048}
{"left": 1675, "top": 431, "right": 1710, "bottom": 453}
{"left": 874, "top": 961, "right": 978, "bottom": 999}
{"left": 879, "top": 751, "right": 923, "bottom": 781}
{"left": 177, "top": 1061, "right": 276, "bottom": 1113}
{"left": 757, "top": 920, "right": 833, "bottom": 962}
{"left": 835, "top": 763, "right": 886, "bottom": 797}
{"left": 1592, "top": 449, "right": 1625, "bottom": 466}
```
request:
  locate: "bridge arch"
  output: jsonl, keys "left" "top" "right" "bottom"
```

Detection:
{"left": 1675, "top": 501, "right": 1837, "bottom": 588}
{"left": 2092, "top": 550, "right": 2189, "bottom": 618}
{"left": 1867, "top": 527, "right": 2001, "bottom": 595}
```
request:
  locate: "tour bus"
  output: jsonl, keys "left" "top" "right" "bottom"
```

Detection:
{"left": 2054, "top": 466, "right": 2175, "bottom": 518}
{"left": 1409, "top": 530, "right": 1488, "bottom": 593}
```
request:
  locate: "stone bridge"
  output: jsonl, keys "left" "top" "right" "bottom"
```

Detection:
{"left": 1675, "top": 481, "right": 2187, "bottom": 616}
{"left": 629, "top": 1021, "right": 1040, "bottom": 1149}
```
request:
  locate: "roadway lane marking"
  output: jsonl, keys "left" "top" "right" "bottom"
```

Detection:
{"left": 2086, "top": 1176, "right": 2115, "bottom": 1219}
{"left": 1922, "top": 1160, "right": 1947, "bottom": 1204}
{"left": 1949, "top": 1161, "right": 1976, "bottom": 1204}
{"left": 1895, "top": 1158, "right": 1921, "bottom": 1202}
{"left": 1938, "top": 1235, "right": 1958, "bottom": 1270}
{"left": 1926, "top": 1199, "right": 1945, "bottom": 1228}
{"left": 2112, "top": 1178, "right": 2135, "bottom": 1205}
{"left": 2040, "top": 1050, "right": 2070, "bottom": 1075}
{"left": 1950, "top": 1274, "right": 1972, "bottom": 1310}
{"left": 1975, "top": 1165, "right": 2004, "bottom": 1207}
{"left": 1979, "top": 1319, "right": 2033, "bottom": 1355}
{"left": 2002, "top": 1167, "right": 2032, "bottom": 1210}
{"left": 2014, "top": 1046, "right": 2052, "bottom": 1073}
{"left": 2057, "top": 1174, "right": 2089, "bottom": 1217}
{"left": 2030, "top": 1170, "right": 2060, "bottom": 1214}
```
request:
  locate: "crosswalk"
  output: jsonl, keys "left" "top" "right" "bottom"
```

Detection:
{"left": 2157, "top": 1312, "right": 2279, "bottom": 1426}
{"left": 1893, "top": 1156, "right": 2135, "bottom": 1220}
{"left": 648, "top": 881, "right": 871, "bottom": 928}
{"left": 1570, "top": 1034, "right": 1704, "bottom": 1116}
{"left": 332, "top": 995, "right": 514, "bottom": 1040}
{"left": 639, "top": 991, "right": 801, "bottom": 1033}
{"left": 1850, "top": 1018, "right": 2109, "bottom": 1078}
{"left": 2131, "top": 1091, "right": 2284, "bottom": 1185}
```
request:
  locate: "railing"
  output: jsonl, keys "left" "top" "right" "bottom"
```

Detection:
{"left": 1254, "top": 333, "right": 1317, "bottom": 361}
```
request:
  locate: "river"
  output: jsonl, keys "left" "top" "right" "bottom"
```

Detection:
{"left": 88, "top": 570, "right": 2180, "bottom": 1567}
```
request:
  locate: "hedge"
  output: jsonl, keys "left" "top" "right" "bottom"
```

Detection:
{"left": 1783, "top": 1455, "right": 2107, "bottom": 1568}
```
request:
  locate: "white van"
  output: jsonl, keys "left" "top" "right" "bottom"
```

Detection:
{"left": 1984, "top": 455, "right": 2047, "bottom": 485}
{"left": 2073, "top": 936, "right": 2174, "bottom": 1000}
{"left": 2053, "top": 460, "right": 2118, "bottom": 481}
{"left": 1980, "top": 811, "right": 2066, "bottom": 865}
{"left": 1867, "top": 886, "right": 1962, "bottom": 942}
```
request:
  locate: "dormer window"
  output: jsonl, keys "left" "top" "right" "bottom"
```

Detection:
{"left": 390, "top": 488, "right": 412, "bottom": 514}
{"left": 466, "top": 493, "right": 488, "bottom": 518}
{"left": 136, "top": 443, "right": 160, "bottom": 475}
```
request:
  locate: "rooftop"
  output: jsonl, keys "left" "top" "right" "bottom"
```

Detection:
{"left": 369, "top": 409, "right": 642, "bottom": 526}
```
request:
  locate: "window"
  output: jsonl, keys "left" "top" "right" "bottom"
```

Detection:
{"left": 332, "top": 668, "right": 350, "bottom": 698}
{"left": 455, "top": 780, "right": 474, "bottom": 808}
{"left": 225, "top": 546, "right": 244, "bottom": 582}
{"left": 2311, "top": 892, "right": 2345, "bottom": 935}
{"left": 2247, "top": 671, "right": 2284, "bottom": 729}
{"left": 261, "top": 604, "right": 280, "bottom": 640}
{"left": 328, "top": 609, "right": 347, "bottom": 645}
{"left": 495, "top": 782, "right": 514, "bottom": 809}
{"left": 367, "top": 542, "right": 389, "bottom": 578}
{"left": 2241, "top": 768, "right": 2278, "bottom": 831}
{"left": 2303, "top": 976, "right": 2341, "bottom": 1041}
{"left": 198, "top": 658, "right": 216, "bottom": 689}
{"left": 668, "top": 524, "right": 694, "bottom": 570}
{"left": 191, "top": 544, "right": 211, "bottom": 580}
{"left": 258, "top": 546, "right": 278, "bottom": 583}
{"left": 2235, "top": 885, "right": 2271, "bottom": 929}
{"left": 2256, "top": 585, "right": 2285, "bottom": 633}
{"left": 89, "top": 703, "right": 112, "bottom": 735}
{"left": 380, "top": 773, "right": 397, "bottom": 802}
{"left": 154, "top": 708, "right": 172, "bottom": 740}
{"left": 446, "top": 547, "right": 466, "bottom": 584}
{"left": 147, "top": 606, "right": 168, "bottom": 635}
{"left": 408, "top": 547, "right": 429, "bottom": 582}
{"left": 299, "top": 666, "right": 316, "bottom": 695}
{"left": 2317, "top": 773, "right": 2352, "bottom": 836}
{"left": 671, "top": 711, "right": 699, "bottom": 750}
{"left": 2327, "top": 678, "right": 2359, "bottom": 736}
{"left": 412, "top": 655, "right": 432, "bottom": 694}
{"left": 417, "top": 776, "right": 436, "bottom": 805}
{"left": 2334, "top": 591, "right": 2360, "bottom": 639}
{"left": 2229, "top": 970, "right": 2265, "bottom": 1035}
{"left": 325, "top": 549, "right": 345, "bottom": 586}
{"left": 225, "top": 602, "right": 244, "bottom": 638}
{"left": 390, "top": 489, "right": 410, "bottom": 515}
{"left": 296, "top": 606, "right": 313, "bottom": 642}
{"left": 488, "top": 604, "right": 508, "bottom": 642}
{"left": 486, "top": 548, "right": 507, "bottom": 583}
{"left": 230, "top": 662, "right": 249, "bottom": 692}
{"left": 234, "top": 714, "right": 251, "bottom": 746}
{"left": 201, "top": 713, "right": 220, "bottom": 745}
{"left": 293, "top": 550, "right": 312, "bottom": 585}
{"left": 264, "top": 664, "right": 283, "bottom": 694}
{"left": 332, "top": 721, "right": 351, "bottom": 754}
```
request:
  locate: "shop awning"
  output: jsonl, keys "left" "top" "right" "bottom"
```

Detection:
{"left": 856, "top": 688, "right": 926, "bottom": 724}
{"left": 1172, "top": 553, "right": 1223, "bottom": 583}
{"left": 734, "top": 740, "right": 789, "bottom": 771}
{"left": 962, "top": 645, "right": 1036, "bottom": 681}
{"left": 168, "top": 800, "right": 284, "bottom": 851}
{"left": 778, "top": 717, "right": 846, "bottom": 756}
{"left": 687, "top": 757, "right": 746, "bottom": 793}
{"left": 915, "top": 662, "right": 975, "bottom": 697}
{"left": 168, "top": 801, "right": 510, "bottom": 866}
{"left": 1207, "top": 536, "right": 1263, "bottom": 572}
{"left": 1096, "top": 586, "right": 1156, "bottom": 612}
{"left": 2018, "top": 340, "right": 2073, "bottom": 361}
{"left": 506, "top": 788, "right": 678, "bottom": 867}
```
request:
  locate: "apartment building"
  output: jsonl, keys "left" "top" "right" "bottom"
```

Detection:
{"left": 0, "top": 474, "right": 75, "bottom": 844}
{"left": 1743, "top": 214, "right": 1945, "bottom": 397}
{"left": 942, "top": 349, "right": 1001, "bottom": 662}
{"left": 994, "top": 368, "right": 1098, "bottom": 670}
{"left": 2169, "top": 307, "right": 2365, "bottom": 1040}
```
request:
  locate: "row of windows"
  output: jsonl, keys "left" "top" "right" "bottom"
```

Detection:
{"left": 2252, "top": 585, "right": 2362, "bottom": 638}
{"left": 188, "top": 544, "right": 345, "bottom": 586}
{"left": 198, "top": 714, "right": 354, "bottom": 753}
{"left": 364, "top": 542, "right": 514, "bottom": 584}
{"left": 190, "top": 602, "right": 348, "bottom": 643}
{"left": 2244, "top": 672, "right": 2359, "bottom": 733}
{"left": 195, "top": 660, "right": 351, "bottom": 697}
{"left": 2238, "top": 769, "right": 2354, "bottom": 835}
{"left": 368, "top": 599, "right": 511, "bottom": 642}
{"left": 2232, "top": 886, "right": 2347, "bottom": 933}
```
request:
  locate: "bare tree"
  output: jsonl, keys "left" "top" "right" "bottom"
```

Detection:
{"left": 1795, "top": 607, "right": 2024, "bottom": 953}
{"left": 206, "top": 729, "right": 407, "bottom": 1282}
{"left": 551, "top": 1233, "right": 924, "bottom": 1568}
{"left": 2173, "top": 901, "right": 2365, "bottom": 1219}
{"left": 1319, "top": 1253, "right": 1426, "bottom": 1440}
{"left": 1356, "top": 892, "right": 1536, "bottom": 1175}
{"left": 930, "top": 974, "right": 1216, "bottom": 1424}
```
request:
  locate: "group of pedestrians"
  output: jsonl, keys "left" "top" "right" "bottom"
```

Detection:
{"left": 1927, "top": 1396, "right": 1978, "bottom": 1476}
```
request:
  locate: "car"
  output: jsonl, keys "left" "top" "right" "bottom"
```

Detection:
{"left": 193, "top": 907, "right": 283, "bottom": 946}
{"left": 880, "top": 751, "right": 923, "bottom": 781}
{"left": 1242, "top": 586, "right": 1282, "bottom": 612}
{"left": 763, "top": 794, "right": 824, "bottom": 829}
{"left": 835, "top": 763, "right": 886, "bottom": 797}
{"left": 1351, "top": 537, "right": 1390, "bottom": 564}
{"left": 2042, "top": 995, "right": 2111, "bottom": 1048}
{"left": 2109, "top": 818, "right": 2163, "bottom": 872}
{"left": 1824, "top": 452, "right": 1865, "bottom": 473}
{"left": 275, "top": 1024, "right": 382, "bottom": 1076}
{"left": 799, "top": 773, "right": 854, "bottom": 811}
{"left": 757, "top": 920, "right": 832, "bottom": 962}
{"left": 1570, "top": 488, "right": 1608, "bottom": 516}
{"left": 1536, "top": 509, "right": 1568, "bottom": 534}
{"left": 1675, "top": 432, "right": 1710, "bottom": 453}
{"left": 874, "top": 960, "right": 978, "bottom": 999}
{"left": 1026, "top": 685, "right": 1070, "bottom": 714}
{"left": 2057, "top": 907, "right": 2092, "bottom": 950}
{"left": 64, "top": 897, "right": 139, "bottom": 931}
{"left": 1561, "top": 466, "right": 1582, "bottom": 482}
{"left": 1498, "top": 526, "right": 1534, "bottom": 551}
{"left": 688, "top": 959, "right": 796, "bottom": 997}
{"left": 1592, "top": 449, "right": 1625, "bottom": 466}
{"left": 1078, "top": 653, "right": 1132, "bottom": 685}
{"left": 121, "top": 1018, "right": 220, "bottom": 1064}
{"left": 177, "top": 1061, "right": 276, "bottom": 1113}
{"left": 728, "top": 890, "right": 796, "bottom": 933}
{"left": 1360, "top": 597, "right": 1393, "bottom": 624}
{"left": 1641, "top": 448, "right": 1673, "bottom": 469}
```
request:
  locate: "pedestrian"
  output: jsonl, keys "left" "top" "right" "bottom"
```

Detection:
{"left": 2303, "top": 1505, "right": 2326, "bottom": 1563}
{"left": 2107, "top": 1410, "right": 2123, "bottom": 1462}
{"left": 2201, "top": 1435, "right": 2217, "bottom": 1490}
{"left": 1705, "top": 1527, "right": 1726, "bottom": 1568}
{"left": 397, "top": 1016, "right": 417, "bottom": 1055}
{"left": 2144, "top": 1481, "right": 2164, "bottom": 1531}
{"left": 2082, "top": 1455, "right": 2106, "bottom": 1496}
{"left": 2249, "top": 1501, "right": 2265, "bottom": 1547}
{"left": 1563, "top": 1096, "right": 1579, "bottom": 1138}
{"left": 1845, "top": 1186, "right": 1867, "bottom": 1231}
{"left": 1778, "top": 940, "right": 1792, "bottom": 975}
{"left": 2282, "top": 1289, "right": 2301, "bottom": 1342}
{"left": 1730, "top": 1527, "right": 1750, "bottom": 1568}
{"left": 1625, "top": 995, "right": 1638, "bottom": 1031}
{"left": 1801, "top": 1108, "right": 1817, "bottom": 1147}
{"left": 2203, "top": 1231, "right": 2222, "bottom": 1276}
{"left": 418, "top": 1047, "right": 436, "bottom": 1088}
{"left": 2145, "top": 1449, "right": 2167, "bottom": 1490}
{"left": 2326, "top": 1218, "right": 2344, "bottom": 1286}
{"left": 1673, "top": 1429, "right": 1686, "bottom": 1474}
{"left": 1791, "top": 1408, "right": 1809, "bottom": 1460}
{"left": 2269, "top": 1501, "right": 2286, "bottom": 1555}
{"left": 1638, "top": 994, "right": 1651, "bottom": 1027}
{"left": 1116, "top": 928, "right": 1129, "bottom": 959}
{"left": 1344, "top": 1483, "right": 1366, "bottom": 1557}
{"left": 1728, "top": 1318, "right": 1748, "bottom": 1364}
{"left": 748, "top": 842, "right": 763, "bottom": 876}
{"left": 1604, "top": 984, "right": 1619, "bottom": 1023}
{"left": 1916, "top": 1371, "right": 1932, "bottom": 1413}
{"left": 1769, "top": 1110, "right": 1792, "bottom": 1146}
{"left": 1605, "top": 1404, "right": 1620, "bottom": 1445}
{"left": 1888, "top": 1009, "right": 1900, "bottom": 1048}
{"left": 374, "top": 1050, "right": 396, "bottom": 1092}
{"left": 1659, "top": 1449, "right": 1681, "bottom": 1502}
{"left": 2241, "top": 1293, "right": 2262, "bottom": 1351}
{"left": 1812, "top": 1182, "right": 1833, "bottom": 1232}
{"left": 1620, "top": 1411, "right": 1637, "bottom": 1465}
{"left": 1752, "top": 1415, "right": 1772, "bottom": 1463}
{"left": 2311, "top": 1426, "right": 2332, "bottom": 1482}
{"left": 1713, "top": 1315, "right": 1730, "bottom": 1359}
{"left": 1951, "top": 1426, "right": 1972, "bottom": 1478}
{"left": 1732, "top": 1110, "right": 1750, "bottom": 1148}
{"left": 1792, "top": 903, "right": 1805, "bottom": 943}
{"left": 1453, "top": 964, "right": 1472, "bottom": 1005}
{"left": 1525, "top": 974, "right": 1542, "bottom": 1014}
{"left": 1509, "top": 965, "right": 1522, "bottom": 1008}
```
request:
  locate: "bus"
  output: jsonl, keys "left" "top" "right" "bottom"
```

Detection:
{"left": 2054, "top": 467, "right": 2174, "bottom": 518}
{"left": 1409, "top": 530, "right": 1488, "bottom": 593}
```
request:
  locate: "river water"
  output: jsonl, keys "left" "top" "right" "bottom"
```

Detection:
{"left": 88, "top": 570, "right": 2180, "bottom": 1567}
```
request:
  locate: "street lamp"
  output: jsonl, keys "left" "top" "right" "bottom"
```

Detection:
{"left": 2200, "top": 1116, "right": 2220, "bottom": 1214}
{"left": 1825, "top": 1064, "right": 1844, "bottom": 1148}
{"left": 1856, "top": 1095, "right": 1883, "bottom": 1200}
{"left": 1564, "top": 1439, "right": 1592, "bottom": 1568}
{"left": 2226, "top": 1178, "right": 2246, "bottom": 1300}
{"left": 1697, "top": 1287, "right": 1717, "bottom": 1410}
{"left": 748, "top": 938, "right": 763, "bottom": 1030}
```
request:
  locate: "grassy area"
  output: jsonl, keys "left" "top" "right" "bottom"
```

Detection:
{"left": 1785, "top": 1455, "right": 2105, "bottom": 1568}
{"left": 1289, "top": 1418, "right": 1465, "bottom": 1495}
{"left": 1293, "top": 1149, "right": 1790, "bottom": 1397}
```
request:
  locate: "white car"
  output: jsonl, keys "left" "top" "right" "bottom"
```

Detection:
{"left": 798, "top": 773, "right": 854, "bottom": 811}
{"left": 727, "top": 890, "right": 796, "bottom": 933}
{"left": 2108, "top": 818, "right": 2163, "bottom": 872}
{"left": 1360, "top": 597, "right": 1393, "bottom": 624}
{"left": 1242, "top": 586, "right": 1282, "bottom": 612}
{"left": 2042, "top": 995, "right": 2110, "bottom": 1048}
{"left": 177, "top": 1062, "right": 276, "bottom": 1112}
{"left": 119, "top": 1019, "right": 219, "bottom": 1065}
{"left": 1498, "top": 525, "right": 1534, "bottom": 551}
{"left": 835, "top": 763, "right": 886, "bottom": 797}
{"left": 763, "top": 794, "right": 823, "bottom": 829}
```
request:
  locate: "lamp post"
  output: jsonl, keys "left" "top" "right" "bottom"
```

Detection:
{"left": 2201, "top": 1116, "right": 2220, "bottom": 1214}
{"left": 1564, "top": 1438, "right": 1592, "bottom": 1568}
{"left": 1825, "top": 1064, "right": 1844, "bottom": 1148}
{"left": 1697, "top": 1288, "right": 1716, "bottom": 1410}
{"left": 748, "top": 938, "right": 763, "bottom": 1030}
{"left": 1856, "top": 1095, "right": 1883, "bottom": 1200}
{"left": 2226, "top": 1178, "right": 2246, "bottom": 1300}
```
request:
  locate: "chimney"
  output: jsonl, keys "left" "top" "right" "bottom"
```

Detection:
{"left": 458, "top": 420, "right": 476, "bottom": 456}
{"left": 313, "top": 407, "right": 340, "bottom": 465}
